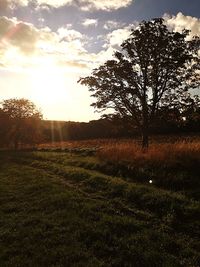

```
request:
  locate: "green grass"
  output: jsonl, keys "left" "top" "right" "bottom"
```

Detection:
{"left": 0, "top": 151, "right": 200, "bottom": 266}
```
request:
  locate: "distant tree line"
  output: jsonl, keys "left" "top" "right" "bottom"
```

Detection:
{"left": 43, "top": 104, "right": 200, "bottom": 142}
{"left": 0, "top": 98, "right": 199, "bottom": 149}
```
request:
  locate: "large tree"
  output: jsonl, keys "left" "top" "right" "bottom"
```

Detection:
{"left": 0, "top": 98, "right": 43, "bottom": 149}
{"left": 79, "top": 18, "right": 200, "bottom": 148}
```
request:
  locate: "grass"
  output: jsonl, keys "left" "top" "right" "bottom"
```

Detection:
{"left": 37, "top": 134, "right": 199, "bottom": 150}
{"left": 96, "top": 141, "right": 200, "bottom": 198}
{"left": 0, "top": 147, "right": 200, "bottom": 266}
{"left": 97, "top": 140, "right": 200, "bottom": 164}
{"left": 36, "top": 138, "right": 200, "bottom": 197}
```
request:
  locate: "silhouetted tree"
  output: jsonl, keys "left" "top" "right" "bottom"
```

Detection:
{"left": 0, "top": 108, "right": 11, "bottom": 147}
{"left": 1, "top": 98, "right": 43, "bottom": 149}
{"left": 181, "top": 95, "right": 200, "bottom": 132}
{"left": 79, "top": 18, "right": 200, "bottom": 149}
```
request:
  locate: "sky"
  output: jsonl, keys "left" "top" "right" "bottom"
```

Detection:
{"left": 0, "top": 0, "right": 200, "bottom": 121}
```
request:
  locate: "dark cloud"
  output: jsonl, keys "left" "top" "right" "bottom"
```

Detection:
{"left": 0, "top": 17, "right": 38, "bottom": 54}
{"left": 0, "top": 0, "right": 9, "bottom": 11}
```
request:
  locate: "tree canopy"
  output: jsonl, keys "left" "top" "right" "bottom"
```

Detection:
{"left": 79, "top": 18, "right": 200, "bottom": 148}
{"left": 0, "top": 98, "right": 43, "bottom": 149}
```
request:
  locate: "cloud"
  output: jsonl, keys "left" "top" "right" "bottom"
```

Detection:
{"left": 82, "top": 18, "right": 98, "bottom": 27}
{"left": 3, "top": 0, "right": 133, "bottom": 11}
{"left": 78, "top": 0, "right": 133, "bottom": 11}
{"left": 103, "top": 20, "right": 125, "bottom": 30}
{"left": 36, "top": 0, "right": 71, "bottom": 8}
{"left": 2, "top": 0, "right": 71, "bottom": 9}
{"left": 103, "top": 24, "right": 136, "bottom": 50}
{"left": 0, "top": 15, "right": 139, "bottom": 76}
{"left": 0, "top": 17, "right": 38, "bottom": 54}
{"left": 57, "top": 27, "right": 84, "bottom": 41}
{"left": 0, "top": 16, "right": 98, "bottom": 72}
{"left": 164, "top": 12, "right": 200, "bottom": 39}
{"left": 0, "top": 0, "right": 9, "bottom": 11}
{"left": 0, "top": 0, "right": 29, "bottom": 10}
{"left": 60, "top": 60, "right": 88, "bottom": 69}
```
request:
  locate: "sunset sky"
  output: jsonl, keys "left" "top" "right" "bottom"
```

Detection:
{"left": 0, "top": 0, "right": 200, "bottom": 121}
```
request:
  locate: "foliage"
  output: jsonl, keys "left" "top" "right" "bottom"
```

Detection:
{"left": 79, "top": 18, "right": 200, "bottom": 148}
{"left": 0, "top": 98, "right": 43, "bottom": 149}
{"left": 0, "top": 109, "right": 11, "bottom": 147}
{"left": 41, "top": 113, "right": 200, "bottom": 143}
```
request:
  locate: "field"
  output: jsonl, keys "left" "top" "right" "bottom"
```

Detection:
{"left": 0, "top": 139, "right": 200, "bottom": 266}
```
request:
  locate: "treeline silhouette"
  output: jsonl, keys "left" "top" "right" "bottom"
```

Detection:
{"left": 0, "top": 98, "right": 199, "bottom": 149}
{"left": 0, "top": 99, "right": 42, "bottom": 149}
{"left": 43, "top": 107, "right": 200, "bottom": 142}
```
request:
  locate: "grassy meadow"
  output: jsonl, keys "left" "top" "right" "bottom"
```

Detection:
{"left": 0, "top": 138, "right": 200, "bottom": 266}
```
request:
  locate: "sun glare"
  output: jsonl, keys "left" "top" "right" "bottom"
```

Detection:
{"left": 30, "top": 63, "right": 68, "bottom": 105}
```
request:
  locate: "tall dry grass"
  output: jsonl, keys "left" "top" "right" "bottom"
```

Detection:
{"left": 97, "top": 141, "right": 200, "bottom": 165}
{"left": 38, "top": 139, "right": 139, "bottom": 150}
{"left": 38, "top": 136, "right": 200, "bottom": 165}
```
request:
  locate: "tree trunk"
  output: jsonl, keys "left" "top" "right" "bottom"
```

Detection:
{"left": 141, "top": 94, "right": 149, "bottom": 151}
{"left": 142, "top": 131, "right": 149, "bottom": 150}
{"left": 141, "top": 124, "right": 149, "bottom": 151}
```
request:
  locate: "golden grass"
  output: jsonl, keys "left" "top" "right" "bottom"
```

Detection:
{"left": 38, "top": 139, "right": 138, "bottom": 149}
{"left": 97, "top": 141, "right": 200, "bottom": 165}
{"left": 38, "top": 135, "right": 200, "bottom": 165}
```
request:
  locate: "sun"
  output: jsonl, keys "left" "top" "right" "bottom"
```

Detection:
{"left": 30, "top": 63, "right": 68, "bottom": 105}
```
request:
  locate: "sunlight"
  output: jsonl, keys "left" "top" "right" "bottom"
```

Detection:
{"left": 30, "top": 62, "right": 68, "bottom": 105}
